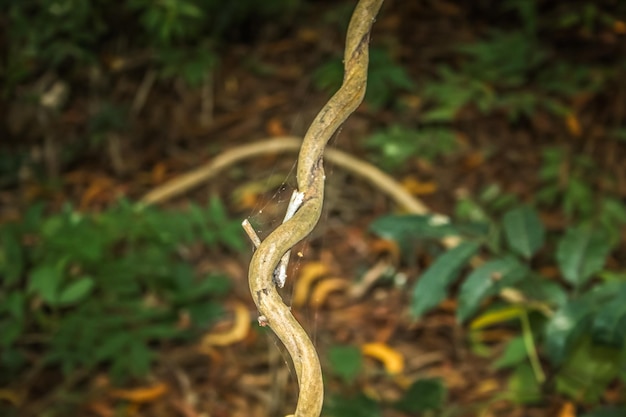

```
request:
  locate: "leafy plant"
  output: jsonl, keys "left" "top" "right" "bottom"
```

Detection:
{"left": 313, "top": 47, "right": 415, "bottom": 110}
{"left": 364, "top": 124, "right": 458, "bottom": 171}
{"left": 0, "top": 197, "right": 242, "bottom": 384}
{"left": 327, "top": 344, "right": 363, "bottom": 383}
{"left": 5, "top": 0, "right": 302, "bottom": 90}
{"left": 420, "top": 28, "right": 606, "bottom": 122}
{"left": 6, "top": 0, "right": 105, "bottom": 87}
{"left": 370, "top": 203, "right": 624, "bottom": 406}
{"left": 536, "top": 147, "right": 626, "bottom": 235}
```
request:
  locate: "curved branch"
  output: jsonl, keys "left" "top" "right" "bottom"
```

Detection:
{"left": 139, "top": 137, "right": 430, "bottom": 215}
{"left": 247, "top": 1, "right": 384, "bottom": 416}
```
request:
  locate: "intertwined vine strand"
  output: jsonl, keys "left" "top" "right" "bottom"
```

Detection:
{"left": 246, "top": 1, "right": 384, "bottom": 416}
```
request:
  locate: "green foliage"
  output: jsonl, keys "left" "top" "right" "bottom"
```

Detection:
{"left": 394, "top": 378, "right": 447, "bottom": 413}
{"left": 506, "top": 361, "right": 542, "bottom": 404}
{"left": 6, "top": 0, "right": 106, "bottom": 86}
{"left": 325, "top": 393, "right": 381, "bottom": 417}
{"left": 537, "top": 147, "right": 626, "bottom": 234}
{"left": 313, "top": 47, "right": 414, "bottom": 110}
{"left": 581, "top": 406, "right": 626, "bottom": 417}
{"left": 370, "top": 200, "right": 624, "bottom": 405}
{"left": 5, "top": 0, "right": 301, "bottom": 90}
{"left": 410, "top": 241, "right": 481, "bottom": 317}
{"left": 421, "top": 27, "right": 606, "bottom": 122}
{"left": 327, "top": 344, "right": 363, "bottom": 383}
{"left": 0, "top": 198, "right": 242, "bottom": 383}
{"left": 364, "top": 124, "right": 458, "bottom": 171}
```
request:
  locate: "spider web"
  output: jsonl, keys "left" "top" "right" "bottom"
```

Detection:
{"left": 237, "top": 129, "right": 342, "bottom": 415}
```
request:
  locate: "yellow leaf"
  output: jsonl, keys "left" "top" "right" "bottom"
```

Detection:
{"left": 310, "top": 278, "right": 348, "bottom": 307}
{"left": 470, "top": 306, "right": 525, "bottom": 330}
{"left": 292, "top": 262, "right": 329, "bottom": 307}
{"left": 361, "top": 342, "right": 404, "bottom": 375}
{"left": 0, "top": 389, "right": 22, "bottom": 406}
{"left": 109, "top": 383, "right": 168, "bottom": 403}
{"left": 401, "top": 177, "right": 437, "bottom": 195}
{"left": 558, "top": 401, "right": 577, "bottom": 417}
{"left": 614, "top": 20, "right": 626, "bottom": 34}
{"left": 201, "top": 301, "right": 250, "bottom": 347}
{"left": 565, "top": 113, "right": 582, "bottom": 137}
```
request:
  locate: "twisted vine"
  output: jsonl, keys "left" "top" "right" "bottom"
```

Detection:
{"left": 246, "top": 1, "right": 384, "bottom": 416}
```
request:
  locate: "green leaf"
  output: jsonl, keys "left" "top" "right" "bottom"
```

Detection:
{"left": 557, "top": 224, "right": 612, "bottom": 288}
{"left": 325, "top": 393, "right": 381, "bottom": 417}
{"left": 411, "top": 241, "right": 481, "bottom": 318}
{"left": 502, "top": 206, "right": 545, "bottom": 258}
{"left": 57, "top": 277, "right": 94, "bottom": 305}
{"left": 369, "top": 214, "right": 459, "bottom": 258}
{"left": 514, "top": 275, "right": 567, "bottom": 307}
{"left": 0, "top": 319, "right": 23, "bottom": 347}
{"left": 0, "top": 228, "right": 23, "bottom": 285}
{"left": 507, "top": 362, "right": 542, "bottom": 404}
{"left": 394, "top": 378, "right": 446, "bottom": 413}
{"left": 457, "top": 256, "right": 529, "bottom": 322}
{"left": 493, "top": 336, "right": 528, "bottom": 370}
{"left": 542, "top": 282, "right": 619, "bottom": 365}
{"left": 94, "top": 332, "right": 133, "bottom": 362}
{"left": 327, "top": 345, "right": 362, "bottom": 383}
{"left": 591, "top": 283, "right": 626, "bottom": 347}
{"left": 555, "top": 337, "right": 621, "bottom": 404}
{"left": 544, "top": 297, "right": 595, "bottom": 365}
{"left": 28, "top": 264, "right": 63, "bottom": 304}
{"left": 580, "top": 407, "right": 626, "bottom": 417}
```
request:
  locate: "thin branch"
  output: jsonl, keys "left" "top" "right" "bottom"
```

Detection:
{"left": 139, "top": 137, "right": 430, "bottom": 216}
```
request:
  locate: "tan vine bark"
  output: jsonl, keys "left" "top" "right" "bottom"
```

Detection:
{"left": 246, "top": 1, "right": 384, "bottom": 416}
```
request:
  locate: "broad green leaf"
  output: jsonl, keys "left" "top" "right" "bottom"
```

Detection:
{"left": 94, "top": 332, "right": 132, "bottom": 362}
{"left": 369, "top": 214, "right": 459, "bottom": 257}
{"left": 493, "top": 336, "right": 528, "bottom": 370}
{"left": 4, "top": 291, "right": 25, "bottom": 321}
{"left": 0, "top": 228, "right": 23, "bottom": 285}
{"left": 327, "top": 345, "right": 362, "bottom": 383}
{"left": 457, "top": 256, "right": 529, "bottom": 322}
{"left": 507, "top": 362, "right": 542, "bottom": 404}
{"left": 581, "top": 407, "right": 626, "bottom": 417}
{"left": 592, "top": 283, "right": 626, "bottom": 347}
{"left": 502, "top": 206, "right": 545, "bottom": 258}
{"left": 325, "top": 393, "right": 381, "bottom": 417}
{"left": 28, "top": 265, "right": 62, "bottom": 304}
{"left": 544, "top": 297, "right": 595, "bottom": 365}
{"left": 394, "top": 378, "right": 446, "bottom": 413}
{"left": 411, "top": 241, "right": 480, "bottom": 318}
{"left": 555, "top": 337, "right": 620, "bottom": 404}
{"left": 557, "top": 225, "right": 612, "bottom": 288}
{"left": 0, "top": 319, "right": 23, "bottom": 347}
{"left": 58, "top": 277, "right": 94, "bottom": 305}
{"left": 514, "top": 275, "right": 567, "bottom": 307}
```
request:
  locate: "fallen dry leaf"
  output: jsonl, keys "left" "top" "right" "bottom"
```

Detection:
{"left": 558, "top": 401, "right": 576, "bottom": 417}
{"left": 401, "top": 177, "right": 437, "bottom": 196}
{"left": 361, "top": 342, "right": 405, "bottom": 375}
{"left": 292, "top": 262, "right": 329, "bottom": 307}
{"left": 201, "top": 301, "right": 250, "bottom": 347}
{"left": 565, "top": 113, "right": 582, "bottom": 137}
{"left": 265, "top": 117, "right": 287, "bottom": 136}
{"left": 310, "top": 278, "right": 348, "bottom": 307}
{"left": 109, "top": 382, "right": 168, "bottom": 403}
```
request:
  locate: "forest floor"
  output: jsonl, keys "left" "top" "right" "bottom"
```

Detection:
{"left": 3, "top": 1, "right": 626, "bottom": 417}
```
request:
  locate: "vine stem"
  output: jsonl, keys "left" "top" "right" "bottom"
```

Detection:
{"left": 246, "top": 1, "right": 384, "bottom": 416}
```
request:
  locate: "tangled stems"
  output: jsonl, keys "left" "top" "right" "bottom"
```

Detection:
{"left": 246, "top": 1, "right": 384, "bottom": 416}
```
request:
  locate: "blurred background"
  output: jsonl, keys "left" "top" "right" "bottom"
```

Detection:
{"left": 1, "top": 0, "right": 626, "bottom": 416}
